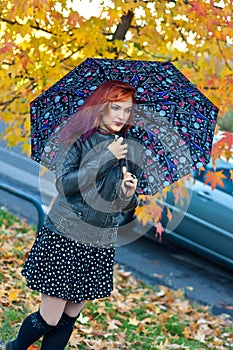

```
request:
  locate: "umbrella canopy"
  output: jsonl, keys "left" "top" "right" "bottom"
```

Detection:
{"left": 30, "top": 58, "right": 218, "bottom": 195}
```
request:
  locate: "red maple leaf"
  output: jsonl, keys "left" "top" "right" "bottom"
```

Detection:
{"left": 19, "top": 52, "right": 34, "bottom": 70}
{"left": 216, "top": 131, "right": 233, "bottom": 149}
{"left": 0, "top": 42, "right": 16, "bottom": 54}
{"left": 155, "top": 222, "right": 164, "bottom": 241}
{"left": 189, "top": 0, "right": 207, "bottom": 17}
{"left": 67, "top": 13, "right": 83, "bottom": 27}
{"left": 204, "top": 170, "right": 227, "bottom": 190}
{"left": 211, "top": 131, "right": 233, "bottom": 162}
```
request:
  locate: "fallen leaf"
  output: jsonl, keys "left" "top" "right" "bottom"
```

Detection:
{"left": 128, "top": 316, "right": 141, "bottom": 326}
{"left": 27, "top": 345, "right": 40, "bottom": 350}
{"left": 78, "top": 313, "right": 90, "bottom": 324}
{"left": 78, "top": 325, "right": 93, "bottom": 334}
{"left": 107, "top": 319, "right": 123, "bottom": 330}
{"left": 1, "top": 209, "right": 233, "bottom": 350}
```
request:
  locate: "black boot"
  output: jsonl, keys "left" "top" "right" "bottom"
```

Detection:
{"left": 5, "top": 311, "right": 54, "bottom": 350}
{"left": 5, "top": 340, "right": 14, "bottom": 350}
{"left": 40, "top": 313, "right": 80, "bottom": 350}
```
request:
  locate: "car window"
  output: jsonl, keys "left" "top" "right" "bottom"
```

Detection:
{"left": 193, "top": 165, "right": 233, "bottom": 195}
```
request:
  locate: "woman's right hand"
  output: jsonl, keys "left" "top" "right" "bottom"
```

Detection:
{"left": 107, "top": 136, "right": 128, "bottom": 160}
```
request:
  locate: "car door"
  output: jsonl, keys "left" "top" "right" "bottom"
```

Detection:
{"left": 165, "top": 159, "right": 233, "bottom": 268}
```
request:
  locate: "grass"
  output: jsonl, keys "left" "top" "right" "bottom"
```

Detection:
{"left": 0, "top": 207, "right": 232, "bottom": 349}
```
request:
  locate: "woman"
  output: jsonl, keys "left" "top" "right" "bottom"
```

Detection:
{"left": 6, "top": 80, "right": 140, "bottom": 350}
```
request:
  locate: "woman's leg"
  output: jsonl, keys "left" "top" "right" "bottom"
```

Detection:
{"left": 64, "top": 299, "right": 86, "bottom": 317}
{"left": 40, "top": 300, "right": 87, "bottom": 350}
{"left": 6, "top": 294, "right": 67, "bottom": 350}
{"left": 40, "top": 294, "right": 67, "bottom": 326}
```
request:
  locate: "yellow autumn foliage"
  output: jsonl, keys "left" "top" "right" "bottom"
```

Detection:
{"left": 0, "top": 0, "right": 232, "bottom": 227}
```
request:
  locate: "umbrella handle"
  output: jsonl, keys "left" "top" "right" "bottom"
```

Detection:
{"left": 119, "top": 133, "right": 128, "bottom": 171}
{"left": 119, "top": 158, "right": 128, "bottom": 174}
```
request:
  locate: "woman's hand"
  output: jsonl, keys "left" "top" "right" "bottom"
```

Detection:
{"left": 121, "top": 166, "right": 137, "bottom": 198}
{"left": 108, "top": 137, "right": 128, "bottom": 160}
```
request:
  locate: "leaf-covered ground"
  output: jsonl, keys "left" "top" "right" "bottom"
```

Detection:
{"left": 0, "top": 208, "right": 232, "bottom": 349}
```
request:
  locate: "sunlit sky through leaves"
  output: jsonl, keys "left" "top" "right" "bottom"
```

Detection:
{"left": 67, "top": 0, "right": 104, "bottom": 19}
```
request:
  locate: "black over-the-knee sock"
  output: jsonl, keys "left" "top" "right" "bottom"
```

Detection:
{"left": 11, "top": 311, "right": 54, "bottom": 350}
{"left": 40, "top": 313, "right": 79, "bottom": 350}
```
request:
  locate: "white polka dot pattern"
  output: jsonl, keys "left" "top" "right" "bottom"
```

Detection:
{"left": 22, "top": 226, "right": 115, "bottom": 303}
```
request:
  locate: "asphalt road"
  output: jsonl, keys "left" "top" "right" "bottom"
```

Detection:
{"left": 0, "top": 143, "right": 233, "bottom": 320}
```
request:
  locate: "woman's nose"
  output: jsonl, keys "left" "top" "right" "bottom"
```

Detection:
{"left": 118, "top": 110, "right": 126, "bottom": 119}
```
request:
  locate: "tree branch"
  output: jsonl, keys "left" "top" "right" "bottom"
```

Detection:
{"left": 0, "top": 16, "right": 15, "bottom": 25}
{"left": 0, "top": 16, "right": 54, "bottom": 35}
{"left": 216, "top": 39, "right": 233, "bottom": 71}
{"left": 203, "top": 86, "right": 218, "bottom": 90}
{"left": 0, "top": 95, "right": 21, "bottom": 111}
{"left": 2, "top": 60, "right": 16, "bottom": 66}
{"left": 60, "top": 45, "right": 85, "bottom": 63}
{"left": 129, "top": 24, "right": 141, "bottom": 36}
{"left": 30, "top": 23, "right": 53, "bottom": 35}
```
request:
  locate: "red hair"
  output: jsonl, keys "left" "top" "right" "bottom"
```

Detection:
{"left": 58, "top": 80, "right": 136, "bottom": 145}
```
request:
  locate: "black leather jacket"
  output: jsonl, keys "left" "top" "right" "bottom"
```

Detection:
{"left": 44, "top": 130, "right": 141, "bottom": 246}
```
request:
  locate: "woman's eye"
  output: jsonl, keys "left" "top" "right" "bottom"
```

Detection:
{"left": 111, "top": 105, "right": 119, "bottom": 110}
{"left": 111, "top": 105, "right": 132, "bottom": 113}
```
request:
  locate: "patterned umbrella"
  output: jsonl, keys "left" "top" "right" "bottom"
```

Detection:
{"left": 30, "top": 57, "right": 218, "bottom": 195}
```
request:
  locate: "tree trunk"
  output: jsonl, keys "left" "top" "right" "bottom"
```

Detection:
{"left": 112, "top": 10, "right": 134, "bottom": 41}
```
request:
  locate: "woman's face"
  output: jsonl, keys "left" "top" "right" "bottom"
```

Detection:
{"left": 99, "top": 96, "right": 133, "bottom": 133}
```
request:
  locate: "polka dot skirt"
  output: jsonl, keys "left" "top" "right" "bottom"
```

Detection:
{"left": 22, "top": 226, "right": 115, "bottom": 303}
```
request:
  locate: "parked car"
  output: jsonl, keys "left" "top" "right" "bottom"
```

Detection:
{"left": 120, "top": 157, "right": 233, "bottom": 270}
